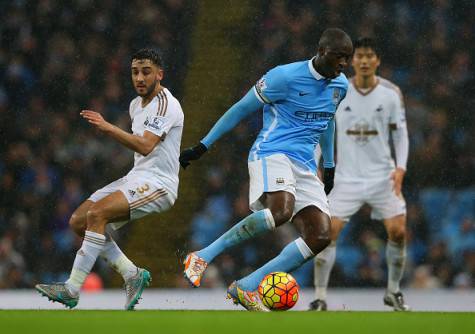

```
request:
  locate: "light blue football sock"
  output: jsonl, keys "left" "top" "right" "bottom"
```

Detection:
{"left": 237, "top": 238, "right": 314, "bottom": 291}
{"left": 197, "top": 209, "right": 275, "bottom": 263}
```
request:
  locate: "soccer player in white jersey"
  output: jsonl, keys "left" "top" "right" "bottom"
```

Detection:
{"left": 35, "top": 49, "right": 184, "bottom": 310}
{"left": 310, "top": 38, "right": 410, "bottom": 311}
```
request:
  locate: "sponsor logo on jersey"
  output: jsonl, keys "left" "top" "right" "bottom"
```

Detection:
{"left": 299, "top": 92, "right": 310, "bottom": 96}
{"left": 346, "top": 120, "right": 378, "bottom": 146}
{"left": 344, "top": 106, "right": 352, "bottom": 112}
{"left": 294, "top": 110, "right": 334, "bottom": 122}
{"left": 375, "top": 105, "right": 383, "bottom": 112}
{"left": 128, "top": 189, "right": 136, "bottom": 197}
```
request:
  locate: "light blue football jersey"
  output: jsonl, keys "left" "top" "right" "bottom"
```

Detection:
{"left": 249, "top": 57, "right": 348, "bottom": 173}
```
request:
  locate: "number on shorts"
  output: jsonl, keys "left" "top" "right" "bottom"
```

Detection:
{"left": 137, "top": 184, "right": 150, "bottom": 194}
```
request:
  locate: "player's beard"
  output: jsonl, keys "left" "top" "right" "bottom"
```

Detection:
{"left": 137, "top": 80, "right": 158, "bottom": 98}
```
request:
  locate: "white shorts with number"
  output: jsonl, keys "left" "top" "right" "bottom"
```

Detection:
{"left": 248, "top": 154, "right": 330, "bottom": 218}
{"left": 329, "top": 177, "right": 406, "bottom": 221}
{"left": 88, "top": 173, "right": 175, "bottom": 230}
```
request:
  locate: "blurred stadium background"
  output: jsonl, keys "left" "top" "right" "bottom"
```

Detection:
{"left": 0, "top": 0, "right": 474, "bottom": 309}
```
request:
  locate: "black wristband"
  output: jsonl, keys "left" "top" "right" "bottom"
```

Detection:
{"left": 195, "top": 142, "right": 208, "bottom": 155}
{"left": 323, "top": 167, "right": 335, "bottom": 180}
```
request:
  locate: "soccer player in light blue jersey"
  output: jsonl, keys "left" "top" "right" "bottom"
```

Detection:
{"left": 180, "top": 28, "right": 353, "bottom": 311}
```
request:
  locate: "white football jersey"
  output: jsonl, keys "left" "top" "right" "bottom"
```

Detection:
{"left": 127, "top": 88, "right": 184, "bottom": 198}
{"left": 334, "top": 77, "right": 406, "bottom": 181}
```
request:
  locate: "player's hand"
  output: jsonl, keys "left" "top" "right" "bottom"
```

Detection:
{"left": 323, "top": 167, "right": 335, "bottom": 195}
{"left": 80, "top": 110, "right": 113, "bottom": 132}
{"left": 391, "top": 167, "right": 405, "bottom": 196}
{"left": 179, "top": 143, "right": 208, "bottom": 169}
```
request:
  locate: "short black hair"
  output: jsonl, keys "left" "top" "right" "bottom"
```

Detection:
{"left": 353, "top": 37, "right": 381, "bottom": 57}
{"left": 318, "top": 28, "right": 352, "bottom": 49}
{"left": 131, "top": 48, "right": 164, "bottom": 68}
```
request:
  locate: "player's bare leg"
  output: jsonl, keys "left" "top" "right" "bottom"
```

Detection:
{"left": 69, "top": 200, "right": 93, "bottom": 237}
{"left": 85, "top": 191, "right": 152, "bottom": 310}
{"left": 310, "top": 216, "right": 345, "bottom": 310}
{"left": 260, "top": 191, "right": 295, "bottom": 227}
{"left": 232, "top": 205, "right": 330, "bottom": 312}
{"left": 383, "top": 214, "right": 410, "bottom": 311}
{"left": 69, "top": 199, "right": 142, "bottom": 286}
{"left": 294, "top": 206, "right": 333, "bottom": 312}
{"left": 291, "top": 205, "right": 331, "bottom": 256}
{"left": 184, "top": 191, "right": 293, "bottom": 287}
{"left": 36, "top": 191, "right": 151, "bottom": 310}
{"left": 85, "top": 191, "right": 130, "bottom": 234}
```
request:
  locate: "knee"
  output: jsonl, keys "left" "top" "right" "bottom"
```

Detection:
{"left": 307, "top": 235, "right": 331, "bottom": 255}
{"left": 86, "top": 206, "right": 107, "bottom": 228}
{"left": 69, "top": 213, "right": 86, "bottom": 235}
{"left": 270, "top": 206, "right": 293, "bottom": 226}
{"left": 388, "top": 225, "right": 406, "bottom": 244}
{"left": 305, "top": 219, "right": 332, "bottom": 254}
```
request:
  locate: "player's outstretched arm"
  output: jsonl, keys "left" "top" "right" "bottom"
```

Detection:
{"left": 179, "top": 89, "right": 263, "bottom": 169}
{"left": 320, "top": 119, "right": 336, "bottom": 194}
{"left": 81, "top": 110, "right": 160, "bottom": 156}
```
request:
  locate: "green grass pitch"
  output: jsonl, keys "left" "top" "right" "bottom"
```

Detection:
{"left": 1, "top": 310, "right": 473, "bottom": 334}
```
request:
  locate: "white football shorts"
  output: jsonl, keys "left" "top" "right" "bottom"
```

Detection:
{"left": 329, "top": 176, "right": 406, "bottom": 221}
{"left": 248, "top": 153, "right": 330, "bottom": 218}
{"left": 88, "top": 173, "right": 175, "bottom": 230}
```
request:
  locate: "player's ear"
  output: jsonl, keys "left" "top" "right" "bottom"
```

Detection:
{"left": 375, "top": 56, "right": 381, "bottom": 68}
{"left": 317, "top": 46, "right": 326, "bottom": 57}
{"left": 156, "top": 68, "right": 164, "bottom": 81}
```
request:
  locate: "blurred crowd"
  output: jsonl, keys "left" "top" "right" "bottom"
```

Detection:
{"left": 1, "top": 0, "right": 474, "bottom": 291}
{"left": 0, "top": 0, "right": 191, "bottom": 288}
{"left": 189, "top": 0, "right": 475, "bottom": 289}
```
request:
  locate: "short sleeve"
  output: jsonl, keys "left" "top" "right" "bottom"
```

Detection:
{"left": 129, "top": 98, "right": 140, "bottom": 120}
{"left": 144, "top": 96, "right": 181, "bottom": 137}
{"left": 253, "top": 66, "right": 288, "bottom": 104}
{"left": 329, "top": 75, "right": 348, "bottom": 111}
{"left": 335, "top": 86, "right": 347, "bottom": 110}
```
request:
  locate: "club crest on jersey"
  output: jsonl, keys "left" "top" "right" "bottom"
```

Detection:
{"left": 332, "top": 88, "right": 341, "bottom": 105}
{"left": 276, "top": 177, "right": 285, "bottom": 185}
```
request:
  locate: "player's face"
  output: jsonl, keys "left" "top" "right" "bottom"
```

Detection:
{"left": 352, "top": 47, "right": 380, "bottom": 78}
{"left": 319, "top": 44, "right": 353, "bottom": 79}
{"left": 131, "top": 59, "right": 163, "bottom": 97}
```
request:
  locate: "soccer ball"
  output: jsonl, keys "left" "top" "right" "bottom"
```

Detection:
{"left": 258, "top": 272, "right": 299, "bottom": 311}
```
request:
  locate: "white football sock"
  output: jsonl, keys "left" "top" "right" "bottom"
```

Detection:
{"left": 386, "top": 240, "right": 406, "bottom": 293}
{"left": 100, "top": 234, "right": 138, "bottom": 281}
{"left": 314, "top": 241, "right": 336, "bottom": 300}
{"left": 66, "top": 230, "right": 105, "bottom": 295}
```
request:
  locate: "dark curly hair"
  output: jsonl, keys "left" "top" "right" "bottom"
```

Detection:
{"left": 131, "top": 48, "right": 164, "bottom": 68}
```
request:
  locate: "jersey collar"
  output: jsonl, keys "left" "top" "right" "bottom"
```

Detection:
{"left": 352, "top": 77, "right": 380, "bottom": 96}
{"left": 308, "top": 57, "right": 325, "bottom": 80}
